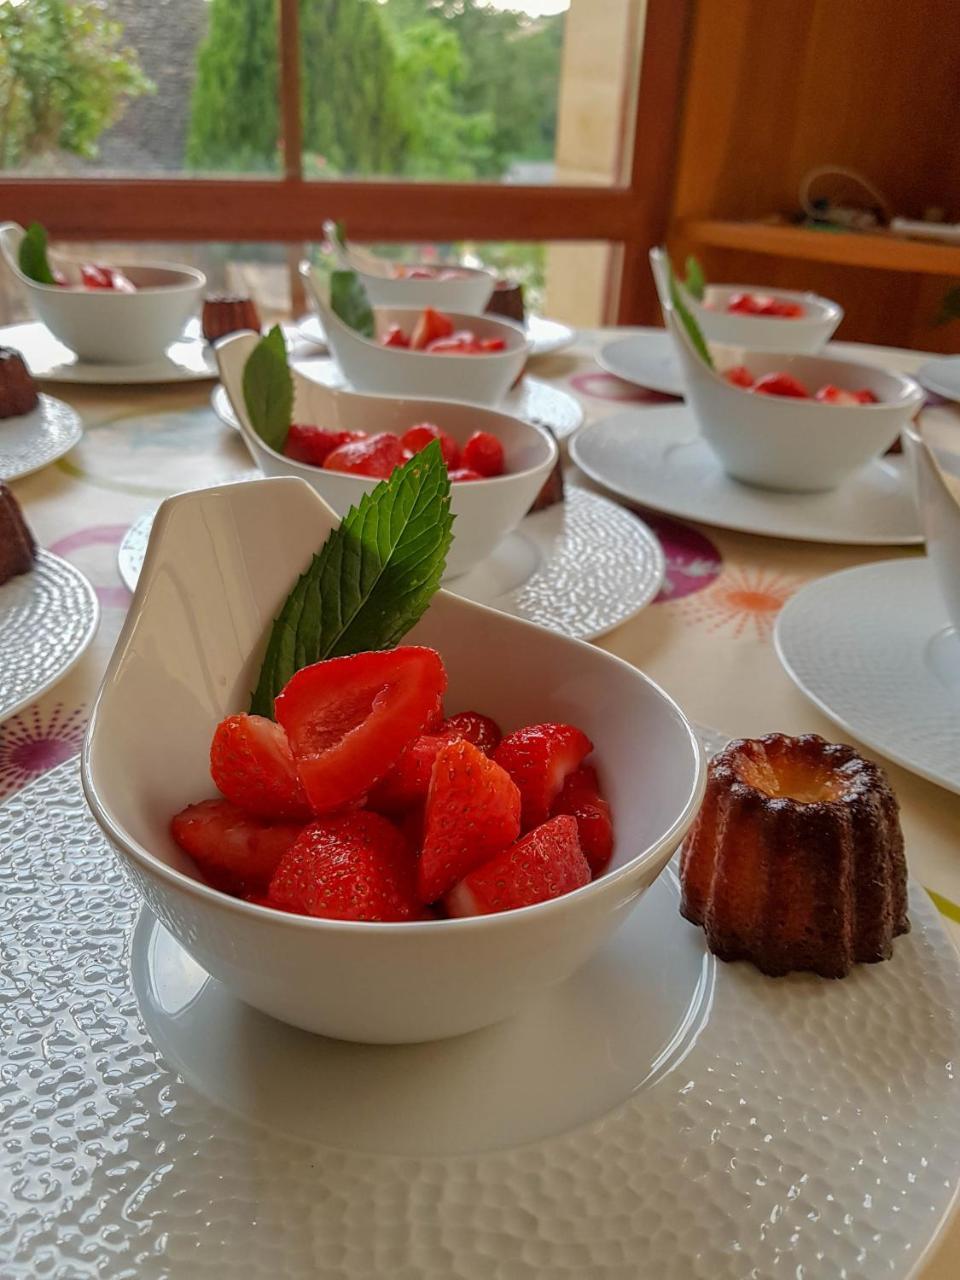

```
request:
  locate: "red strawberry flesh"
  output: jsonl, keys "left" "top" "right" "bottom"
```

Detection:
{"left": 171, "top": 798, "right": 304, "bottom": 893}
{"left": 553, "top": 764, "right": 614, "bottom": 876}
{"left": 445, "top": 814, "right": 589, "bottom": 916}
{"left": 494, "top": 722, "right": 593, "bottom": 831}
{"left": 210, "top": 713, "right": 312, "bottom": 820}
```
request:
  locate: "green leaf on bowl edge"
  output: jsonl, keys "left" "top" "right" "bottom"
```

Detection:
{"left": 242, "top": 325, "right": 293, "bottom": 453}
{"left": 18, "top": 222, "right": 57, "bottom": 286}
{"left": 666, "top": 255, "right": 713, "bottom": 369}
{"left": 331, "top": 220, "right": 348, "bottom": 251}
{"left": 250, "top": 439, "right": 454, "bottom": 718}
{"left": 684, "top": 254, "right": 706, "bottom": 302}
{"left": 330, "top": 269, "right": 375, "bottom": 339}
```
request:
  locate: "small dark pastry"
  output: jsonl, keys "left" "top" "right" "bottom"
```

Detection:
{"left": 527, "top": 424, "right": 564, "bottom": 513}
{"left": 0, "top": 482, "right": 37, "bottom": 585}
{"left": 680, "top": 733, "right": 909, "bottom": 978}
{"left": 485, "top": 279, "right": 525, "bottom": 325}
{"left": 202, "top": 294, "right": 261, "bottom": 343}
{"left": 0, "top": 347, "right": 39, "bottom": 418}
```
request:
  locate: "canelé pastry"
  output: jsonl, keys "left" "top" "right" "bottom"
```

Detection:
{"left": 0, "top": 347, "right": 39, "bottom": 418}
{"left": 0, "top": 482, "right": 37, "bottom": 584}
{"left": 202, "top": 294, "right": 261, "bottom": 343}
{"left": 680, "top": 733, "right": 908, "bottom": 978}
{"left": 485, "top": 279, "right": 525, "bottom": 325}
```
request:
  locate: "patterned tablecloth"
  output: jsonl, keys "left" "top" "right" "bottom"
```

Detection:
{"left": 5, "top": 328, "right": 960, "bottom": 1277}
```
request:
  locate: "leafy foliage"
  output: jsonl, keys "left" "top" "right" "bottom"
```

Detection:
{"left": 18, "top": 223, "right": 57, "bottom": 285}
{"left": 0, "top": 0, "right": 152, "bottom": 169}
{"left": 242, "top": 326, "right": 294, "bottom": 452}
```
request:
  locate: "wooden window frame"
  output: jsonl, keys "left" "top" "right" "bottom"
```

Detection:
{"left": 0, "top": 0, "right": 692, "bottom": 325}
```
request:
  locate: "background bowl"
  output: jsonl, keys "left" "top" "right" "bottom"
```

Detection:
{"left": 216, "top": 331, "right": 557, "bottom": 578}
{"left": 904, "top": 417, "right": 960, "bottom": 633}
{"left": 308, "top": 257, "right": 494, "bottom": 315}
{"left": 0, "top": 222, "right": 205, "bottom": 365}
{"left": 692, "top": 284, "right": 842, "bottom": 352}
{"left": 82, "top": 477, "right": 704, "bottom": 1044}
{"left": 667, "top": 310, "right": 924, "bottom": 491}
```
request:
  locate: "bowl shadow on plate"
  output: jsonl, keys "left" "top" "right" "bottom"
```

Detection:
{"left": 131, "top": 867, "right": 716, "bottom": 1159}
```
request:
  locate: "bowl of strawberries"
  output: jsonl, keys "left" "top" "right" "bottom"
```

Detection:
{"left": 691, "top": 284, "right": 842, "bottom": 353}
{"left": 216, "top": 329, "right": 557, "bottom": 578}
{"left": 81, "top": 466, "right": 704, "bottom": 1044}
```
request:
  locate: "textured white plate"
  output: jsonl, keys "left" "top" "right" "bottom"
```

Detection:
{"left": 0, "top": 551, "right": 99, "bottom": 721}
{"left": 775, "top": 557, "right": 960, "bottom": 795}
{"left": 571, "top": 405, "right": 922, "bottom": 545}
{"left": 212, "top": 368, "right": 584, "bottom": 441}
{"left": 598, "top": 332, "right": 929, "bottom": 399}
{"left": 117, "top": 486, "right": 663, "bottom": 641}
{"left": 0, "top": 393, "right": 83, "bottom": 481}
{"left": 1, "top": 739, "right": 959, "bottom": 1276}
{"left": 917, "top": 356, "right": 960, "bottom": 403}
{"left": 0, "top": 319, "right": 216, "bottom": 385}
{"left": 298, "top": 312, "right": 575, "bottom": 359}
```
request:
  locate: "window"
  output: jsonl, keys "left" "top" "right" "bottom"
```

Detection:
{"left": 0, "top": 0, "right": 692, "bottom": 325}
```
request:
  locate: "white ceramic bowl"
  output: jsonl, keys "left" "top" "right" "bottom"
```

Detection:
{"left": 81, "top": 477, "right": 704, "bottom": 1044}
{"left": 904, "top": 417, "right": 960, "bottom": 633}
{"left": 666, "top": 310, "right": 924, "bottom": 492}
{"left": 311, "top": 249, "right": 494, "bottom": 315}
{"left": 0, "top": 221, "right": 205, "bottom": 365}
{"left": 692, "top": 284, "right": 842, "bottom": 353}
{"left": 215, "top": 331, "right": 557, "bottom": 578}
{"left": 302, "top": 264, "right": 528, "bottom": 404}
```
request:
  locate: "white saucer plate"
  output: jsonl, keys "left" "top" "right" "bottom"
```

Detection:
{"left": 211, "top": 361, "right": 585, "bottom": 440}
{"left": 2, "top": 736, "right": 959, "bottom": 1276}
{"left": 117, "top": 485, "right": 663, "bottom": 641}
{"left": 570, "top": 404, "right": 921, "bottom": 545}
{"left": 917, "top": 355, "right": 960, "bottom": 403}
{"left": 297, "top": 312, "right": 575, "bottom": 360}
{"left": 0, "top": 551, "right": 99, "bottom": 721}
{"left": 598, "top": 330, "right": 929, "bottom": 399}
{"left": 0, "top": 319, "right": 217, "bottom": 385}
{"left": 775, "top": 557, "right": 960, "bottom": 794}
{"left": 0, "top": 393, "right": 83, "bottom": 481}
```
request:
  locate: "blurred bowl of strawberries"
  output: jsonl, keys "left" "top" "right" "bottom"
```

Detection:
{"left": 690, "top": 283, "right": 843, "bottom": 353}
{"left": 81, "top": 476, "right": 704, "bottom": 1044}
{"left": 216, "top": 329, "right": 557, "bottom": 579}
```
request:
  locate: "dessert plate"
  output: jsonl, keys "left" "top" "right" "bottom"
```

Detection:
{"left": 116, "top": 486, "right": 664, "bottom": 641}
{"left": 0, "top": 551, "right": 99, "bottom": 721}
{"left": 0, "top": 319, "right": 217, "bottom": 385}
{"left": 916, "top": 355, "right": 960, "bottom": 403}
{"left": 211, "top": 363, "right": 585, "bottom": 440}
{"left": 570, "top": 405, "right": 922, "bottom": 545}
{"left": 298, "top": 312, "right": 575, "bottom": 359}
{"left": 0, "top": 393, "right": 83, "bottom": 481}
{"left": 2, "top": 732, "right": 959, "bottom": 1276}
{"left": 775, "top": 558, "right": 960, "bottom": 795}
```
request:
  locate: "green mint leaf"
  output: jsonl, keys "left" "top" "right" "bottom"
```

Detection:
{"left": 330, "top": 269, "right": 375, "bottom": 339}
{"left": 666, "top": 255, "right": 713, "bottom": 369}
{"left": 684, "top": 254, "right": 706, "bottom": 302}
{"left": 18, "top": 222, "right": 56, "bottom": 285}
{"left": 242, "top": 325, "right": 293, "bottom": 453}
{"left": 250, "top": 440, "right": 453, "bottom": 717}
{"left": 332, "top": 220, "right": 347, "bottom": 251}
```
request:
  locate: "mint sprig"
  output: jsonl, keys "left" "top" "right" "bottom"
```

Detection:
{"left": 666, "top": 256, "right": 713, "bottom": 369}
{"left": 684, "top": 254, "right": 706, "bottom": 302}
{"left": 18, "top": 222, "right": 57, "bottom": 285}
{"left": 250, "top": 440, "right": 453, "bottom": 717}
{"left": 330, "top": 269, "right": 375, "bottom": 339}
{"left": 242, "top": 325, "right": 293, "bottom": 453}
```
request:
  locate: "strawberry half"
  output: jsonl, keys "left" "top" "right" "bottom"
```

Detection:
{"left": 268, "top": 811, "right": 421, "bottom": 921}
{"left": 171, "top": 798, "right": 304, "bottom": 893}
{"left": 552, "top": 764, "right": 614, "bottom": 876}
{"left": 418, "top": 738, "right": 520, "bottom": 903}
{"left": 494, "top": 722, "right": 593, "bottom": 831}
{"left": 322, "top": 432, "right": 407, "bottom": 478}
{"left": 275, "top": 646, "right": 447, "bottom": 813}
{"left": 442, "top": 710, "right": 502, "bottom": 755}
{"left": 461, "top": 431, "right": 505, "bottom": 478}
{"left": 410, "top": 307, "right": 455, "bottom": 351}
{"left": 210, "top": 713, "right": 312, "bottom": 820}
{"left": 369, "top": 710, "right": 503, "bottom": 814}
{"left": 445, "top": 814, "right": 589, "bottom": 917}
{"left": 284, "top": 425, "right": 363, "bottom": 467}
{"left": 401, "top": 422, "right": 460, "bottom": 469}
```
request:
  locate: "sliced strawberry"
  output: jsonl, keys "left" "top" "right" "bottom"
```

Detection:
{"left": 425, "top": 337, "right": 481, "bottom": 355}
{"left": 171, "top": 798, "right": 304, "bottom": 893}
{"left": 445, "top": 814, "right": 589, "bottom": 917}
{"left": 723, "top": 365, "right": 754, "bottom": 389}
{"left": 478, "top": 337, "right": 507, "bottom": 352}
{"left": 814, "top": 384, "right": 860, "bottom": 406}
{"left": 410, "top": 307, "right": 455, "bottom": 351}
{"left": 751, "top": 371, "right": 810, "bottom": 399}
{"left": 368, "top": 710, "right": 502, "bottom": 815}
{"left": 268, "top": 811, "right": 421, "bottom": 921}
{"left": 494, "top": 722, "right": 593, "bottom": 831}
{"left": 758, "top": 298, "right": 804, "bottom": 318}
{"left": 381, "top": 324, "right": 410, "bottom": 348}
{"left": 284, "top": 425, "right": 363, "bottom": 467}
{"left": 322, "top": 432, "right": 406, "bottom": 478}
{"left": 462, "top": 431, "right": 505, "bottom": 478}
{"left": 855, "top": 388, "right": 879, "bottom": 404}
{"left": 552, "top": 764, "right": 614, "bottom": 876}
{"left": 275, "top": 646, "right": 447, "bottom": 813}
{"left": 210, "top": 713, "right": 312, "bottom": 820}
{"left": 401, "top": 422, "right": 460, "bottom": 469}
{"left": 418, "top": 738, "right": 520, "bottom": 903}
{"left": 449, "top": 467, "right": 483, "bottom": 482}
